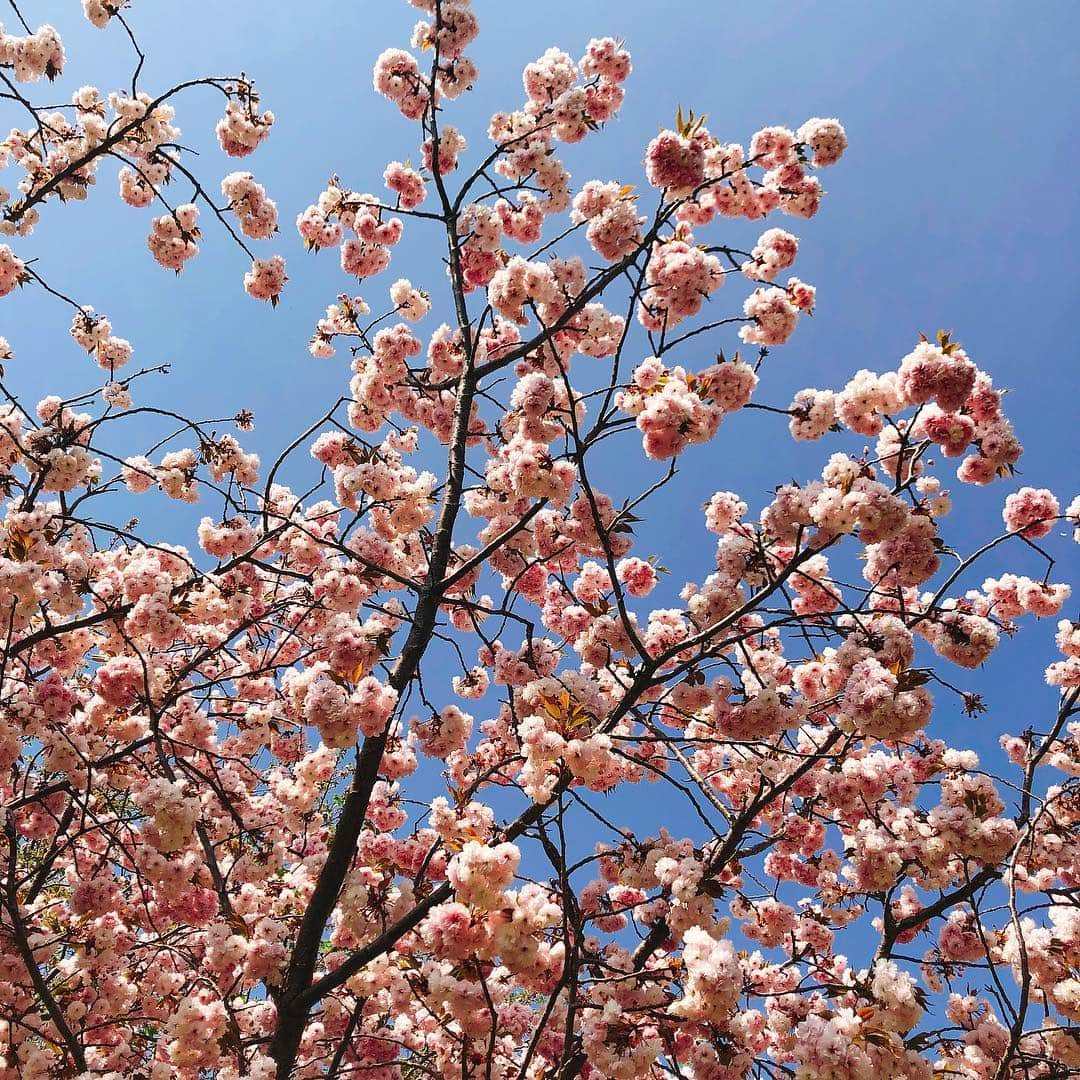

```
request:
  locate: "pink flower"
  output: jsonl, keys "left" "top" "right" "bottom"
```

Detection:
{"left": 447, "top": 840, "right": 520, "bottom": 909}
{"left": 244, "top": 255, "right": 287, "bottom": 303}
{"left": 373, "top": 48, "right": 430, "bottom": 119}
{"left": 217, "top": 95, "right": 274, "bottom": 157}
{"left": 1003, "top": 486, "right": 1060, "bottom": 538}
{"left": 740, "top": 286, "right": 799, "bottom": 345}
{"left": 743, "top": 227, "right": 799, "bottom": 281}
{"left": 645, "top": 129, "right": 708, "bottom": 194}
{"left": 616, "top": 557, "right": 659, "bottom": 597}
{"left": 797, "top": 117, "right": 848, "bottom": 166}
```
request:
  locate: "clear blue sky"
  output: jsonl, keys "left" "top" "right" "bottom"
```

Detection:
{"left": 7, "top": 0, "right": 1078, "bottom": 873}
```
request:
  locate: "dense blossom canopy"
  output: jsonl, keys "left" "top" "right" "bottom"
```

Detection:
{"left": 0, "top": 2, "right": 1077, "bottom": 1079}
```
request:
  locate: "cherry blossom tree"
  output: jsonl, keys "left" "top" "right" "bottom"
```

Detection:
{"left": 0, "top": 2, "right": 1077, "bottom": 1078}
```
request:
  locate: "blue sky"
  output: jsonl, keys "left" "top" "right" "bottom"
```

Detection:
{"left": 6, "top": 0, "right": 1079, "bottom": 946}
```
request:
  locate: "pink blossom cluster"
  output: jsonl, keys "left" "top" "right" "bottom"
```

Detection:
{"left": 389, "top": 277, "right": 431, "bottom": 321}
{"left": 424, "top": 123, "right": 467, "bottom": 175}
{"left": 216, "top": 95, "right": 275, "bottom": 158}
{"left": 0, "top": 243, "right": 26, "bottom": 296}
{"left": 0, "top": 5, "right": 1076, "bottom": 1079}
{"left": 446, "top": 840, "right": 520, "bottom": 909}
{"left": 244, "top": 254, "right": 287, "bottom": 304}
{"left": 788, "top": 387, "right": 837, "bottom": 440}
{"left": 383, "top": 160, "right": 426, "bottom": 209}
{"left": 308, "top": 294, "right": 370, "bottom": 358}
{"left": 833, "top": 338, "right": 1022, "bottom": 485}
{"left": 742, "top": 226, "right": 800, "bottom": 281}
{"left": 485, "top": 36, "right": 631, "bottom": 223}
{"left": 1046, "top": 618, "right": 1080, "bottom": 687}
{"left": 0, "top": 21, "right": 64, "bottom": 82}
{"left": 617, "top": 355, "right": 758, "bottom": 459}
{"left": 298, "top": 182, "right": 403, "bottom": 285}
{"left": 82, "top": 2, "right": 129, "bottom": 30}
{"left": 0, "top": 41, "right": 279, "bottom": 300}
{"left": 637, "top": 229, "right": 724, "bottom": 331}
{"left": 70, "top": 308, "right": 133, "bottom": 372}
{"left": 1002, "top": 485, "right": 1060, "bottom": 538}
{"left": 799, "top": 116, "right": 848, "bottom": 165}
{"left": 645, "top": 115, "right": 847, "bottom": 228}
{"left": 373, "top": 47, "right": 430, "bottom": 120}
{"left": 221, "top": 171, "right": 278, "bottom": 239}
{"left": 146, "top": 203, "right": 199, "bottom": 272}
{"left": 410, "top": 1, "right": 480, "bottom": 99}
{"left": 645, "top": 127, "right": 711, "bottom": 195}
{"left": 488, "top": 255, "right": 562, "bottom": 324}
